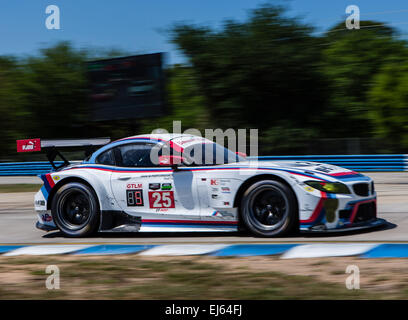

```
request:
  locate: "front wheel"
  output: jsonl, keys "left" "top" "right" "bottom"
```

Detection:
{"left": 240, "top": 180, "right": 298, "bottom": 237}
{"left": 51, "top": 182, "right": 100, "bottom": 237}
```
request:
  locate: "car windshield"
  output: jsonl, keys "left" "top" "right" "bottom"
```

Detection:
{"left": 182, "top": 142, "right": 245, "bottom": 166}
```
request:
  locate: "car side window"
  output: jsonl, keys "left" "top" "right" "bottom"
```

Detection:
{"left": 114, "top": 143, "right": 157, "bottom": 167}
{"left": 96, "top": 149, "right": 115, "bottom": 166}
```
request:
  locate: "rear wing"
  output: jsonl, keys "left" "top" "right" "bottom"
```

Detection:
{"left": 17, "top": 138, "right": 111, "bottom": 170}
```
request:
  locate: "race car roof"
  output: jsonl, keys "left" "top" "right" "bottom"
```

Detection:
{"left": 119, "top": 134, "right": 213, "bottom": 149}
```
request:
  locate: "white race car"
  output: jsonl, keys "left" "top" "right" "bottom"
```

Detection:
{"left": 18, "top": 134, "right": 385, "bottom": 237}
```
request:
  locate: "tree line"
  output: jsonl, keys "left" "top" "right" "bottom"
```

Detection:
{"left": 1, "top": 4, "right": 408, "bottom": 160}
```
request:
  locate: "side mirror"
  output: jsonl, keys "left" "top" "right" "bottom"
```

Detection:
{"left": 236, "top": 151, "right": 247, "bottom": 158}
{"left": 158, "top": 155, "right": 185, "bottom": 170}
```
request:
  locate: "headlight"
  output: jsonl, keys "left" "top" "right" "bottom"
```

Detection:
{"left": 305, "top": 181, "right": 351, "bottom": 194}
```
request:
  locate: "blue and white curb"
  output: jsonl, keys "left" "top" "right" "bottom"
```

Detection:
{"left": 73, "top": 244, "right": 155, "bottom": 255}
{"left": 1, "top": 243, "right": 408, "bottom": 258}
{"left": 211, "top": 244, "right": 297, "bottom": 257}
{"left": 4, "top": 245, "right": 94, "bottom": 256}
{"left": 280, "top": 243, "right": 379, "bottom": 259}
{"left": 138, "top": 244, "right": 230, "bottom": 256}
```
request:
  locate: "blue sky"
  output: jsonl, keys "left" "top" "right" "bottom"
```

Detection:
{"left": 1, "top": 0, "right": 408, "bottom": 64}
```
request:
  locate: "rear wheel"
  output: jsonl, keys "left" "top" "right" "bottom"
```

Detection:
{"left": 240, "top": 180, "right": 298, "bottom": 237}
{"left": 51, "top": 182, "right": 100, "bottom": 237}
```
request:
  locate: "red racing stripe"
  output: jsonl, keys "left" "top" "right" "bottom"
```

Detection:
{"left": 349, "top": 199, "right": 377, "bottom": 224}
{"left": 45, "top": 173, "right": 55, "bottom": 188}
{"left": 330, "top": 171, "right": 358, "bottom": 176}
{"left": 300, "top": 191, "right": 327, "bottom": 224}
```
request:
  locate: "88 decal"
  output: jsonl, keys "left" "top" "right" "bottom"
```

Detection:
{"left": 148, "top": 191, "right": 175, "bottom": 208}
{"left": 126, "top": 189, "right": 144, "bottom": 206}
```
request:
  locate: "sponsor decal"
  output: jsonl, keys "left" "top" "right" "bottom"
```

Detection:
{"left": 178, "top": 139, "right": 194, "bottom": 145}
{"left": 176, "top": 136, "right": 206, "bottom": 145}
{"left": 126, "top": 189, "right": 144, "bottom": 207}
{"left": 212, "top": 211, "right": 234, "bottom": 218}
{"left": 141, "top": 174, "right": 172, "bottom": 178}
{"left": 35, "top": 200, "right": 46, "bottom": 206}
{"left": 127, "top": 183, "right": 142, "bottom": 189}
{"left": 223, "top": 201, "right": 230, "bottom": 206}
{"left": 155, "top": 208, "right": 169, "bottom": 212}
{"left": 304, "top": 186, "right": 314, "bottom": 192}
{"left": 219, "top": 211, "right": 234, "bottom": 218}
{"left": 211, "top": 194, "right": 218, "bottom": 199}
{"left": 315, "top": 165, "right": 334, "bottom": 173}
{"left": 41, "top": 213, "right": 52, "bottom": 222}
{"left": 148, "top": 191, "right": 175, "bottom": 208}
{"left": 16, "top": 138, "right": 41, "bottom": 152}
{"left": 210, "top": 179, "right": 218, "bottom": 186}
{"left": 149, "top": 183, "right": 161, "bottom": 190}
{"left": 161, "top": 183, "right": 172, "bottom": 190}
{"left": 221, "top": 187, "right": 230, "bottom": 193}
{"left": 214, "top": 179, "right": 231, "bottom": 186}
{"left": 53, "top": 175, "right": 60, "bottom": 181}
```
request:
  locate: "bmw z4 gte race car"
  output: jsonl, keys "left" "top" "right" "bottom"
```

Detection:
{"left": 17, "top": 134, "right": 386, "bottom": 237}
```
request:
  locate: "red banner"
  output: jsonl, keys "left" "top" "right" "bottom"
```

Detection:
{"left": 16, "top": 139, "right": 41, "bottom": 152}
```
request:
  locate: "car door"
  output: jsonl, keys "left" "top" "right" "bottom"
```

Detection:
{"left": 110, "top": 142, "right": 201, "bottom": 219}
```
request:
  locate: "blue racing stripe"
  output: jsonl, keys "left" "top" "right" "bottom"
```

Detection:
{"left": 40, "top": 185, "right": 49, "bottom": 200}
{"left": 335, "top": 176, "right": 371, "bottom": 182}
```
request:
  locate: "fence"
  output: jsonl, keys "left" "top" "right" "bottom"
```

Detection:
{"left": 0, "top": 155, "right": 407, "bottom": 176}
{"left": 0, "top": 161, "right": 64, "bottom": 176}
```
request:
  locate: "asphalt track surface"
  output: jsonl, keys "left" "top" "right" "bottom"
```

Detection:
{"left": 1, "top": 173, "right": 408, "bottom": 244}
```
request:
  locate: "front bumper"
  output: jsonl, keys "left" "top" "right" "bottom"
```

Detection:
{"left": 301, "top": 217, "right": 387, "bottom": 233}
{"left": 35, "top": 212, "right": 57, "bottom": 231}
{"left": 36, "top": 221, "right": 58, "bottom": 232}
{"left": 35, "top": 188, "right": 57, "bottom": 232}
{"left": 299, "top": 193, "right": 385, "bottom": 232}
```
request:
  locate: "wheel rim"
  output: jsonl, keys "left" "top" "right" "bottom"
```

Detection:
{"left": 247, "top": 186, "right": 289, "bottom": 231}
{"left": 57, "top": 189, "right": 93, "bottom": 231}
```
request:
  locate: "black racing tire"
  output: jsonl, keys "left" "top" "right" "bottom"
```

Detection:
{"left": 51, "top": 182, "right": 100, "bottom": 237}
{"left": 240, "top": 180, "right": 298, "bottom": 237}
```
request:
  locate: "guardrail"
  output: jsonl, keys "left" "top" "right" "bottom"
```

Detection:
{"left": 0, "top": 161, "right": 64, "bottom": 176}
{"left": 0, "top": 155, "right": 407, "bottom": 176}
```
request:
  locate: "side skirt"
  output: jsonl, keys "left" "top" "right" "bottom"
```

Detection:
{"left": 99, "top": 210, "right": 141, "bottom": 232}
{"left": 99, "top": 211, "right": 239, "bottom": 233}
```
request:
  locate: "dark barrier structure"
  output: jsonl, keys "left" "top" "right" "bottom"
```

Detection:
{"left": 0, "top": 155, "right": 406, "bottom": 176}
{"left": 0, "top": 161, "right": 64, "bottom": 176}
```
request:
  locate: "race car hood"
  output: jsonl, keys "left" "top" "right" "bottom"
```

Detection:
{"left": 224, "top": 160, "right": 371, "bottom": 182}
{"left": 230, "top": 159, "right": 347, "bottom": 171}
{"left": 244, "top": 160, "right": 345, "bottom": 172}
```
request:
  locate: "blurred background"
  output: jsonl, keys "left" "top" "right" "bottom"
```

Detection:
{"left": 2, "top": 0, "right": 408, "bottom": 161}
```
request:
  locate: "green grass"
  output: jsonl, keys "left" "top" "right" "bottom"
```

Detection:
{"left": 0, "top": 184, "right": 41, "bottom": 193}
{"left": 0, "top": 256, "right": 381, "bottom": 300}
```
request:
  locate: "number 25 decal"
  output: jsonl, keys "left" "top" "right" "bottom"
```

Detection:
{"left": 148, "top": 191, "right": 175, "bottom": 208}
